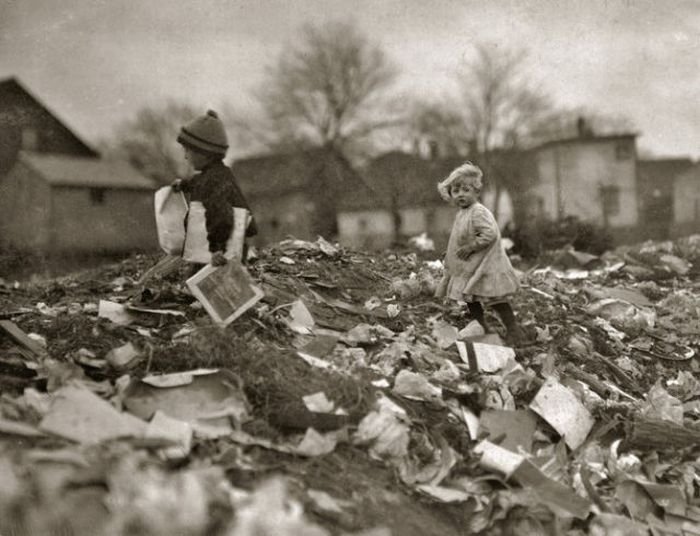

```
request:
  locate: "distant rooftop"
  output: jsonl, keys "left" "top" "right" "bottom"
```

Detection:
{"left": 0, "top": 77, "right": 98, "bottom": 157}
{"left": 531, "top": 133, "right": 638, "bottom": 152}
{"left": 233, "top": 147, "right": 382, "bottom": 210}
{"left": 19, "top": 152, "right": 157, "bottom": 190}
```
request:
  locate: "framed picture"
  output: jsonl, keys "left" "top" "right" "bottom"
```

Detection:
{"left": 186, "top": 260, "right": 263, "bottom": 326}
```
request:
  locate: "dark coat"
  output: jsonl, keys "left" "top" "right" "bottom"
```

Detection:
{"left": 181, "top": 160, "right": 257, "bottom": 253}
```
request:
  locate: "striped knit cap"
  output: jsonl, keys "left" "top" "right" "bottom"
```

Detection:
{"left": 177, "top": 110, "right": 229, "bottom": 155}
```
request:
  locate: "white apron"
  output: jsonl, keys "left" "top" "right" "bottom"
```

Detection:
{"left": 182, "top": 201, "right": 250, "bottom": 264}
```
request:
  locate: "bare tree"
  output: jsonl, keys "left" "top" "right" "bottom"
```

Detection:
{"left": 403, "top": 98, "right": 473, "bottom": 157}
{"left": 458, "top": 44, "right": 552, "bottom": 153}
{"left": 105, "top": 102, "right": 198, "bottom": 186}
{"left": 238, "top": 21, "right": 399, "bottom": 160}
{"left": 455, "top": 44, "right": 554, "bottom": 219}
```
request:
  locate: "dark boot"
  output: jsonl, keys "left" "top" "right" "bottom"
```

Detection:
{"left": 467, "top": 301, "right": 491, "bottom": 333}
{"left": 492, "top": 302, "right": 525, "bottom": 346}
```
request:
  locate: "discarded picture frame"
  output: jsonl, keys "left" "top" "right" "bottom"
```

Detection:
{"left": 186, "top": 260, "right": 263, "bottom": 327}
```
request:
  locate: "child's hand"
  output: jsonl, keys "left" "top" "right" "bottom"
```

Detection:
{"left": 211, "top": 251, "right": 228, "bottom": 266}
{"left": 456, "top": 246, "right": 473, "bottom": 261}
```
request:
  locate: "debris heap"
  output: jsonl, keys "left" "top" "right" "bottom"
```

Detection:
{"left": 1, "top": 234, "right": 700, "bottom": 535}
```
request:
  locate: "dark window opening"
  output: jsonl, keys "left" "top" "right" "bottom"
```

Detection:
{"left": 615, "top": 142, "right": 632, "bottom": 160}
{"left": 269, "top": 218, "right": 280, "bottom": 230}
{"left": 90, "top": 188, "right": 105, "bottom": 205}
{"left": 600, "top": 185, "right": 620, "bottom": 218}
{"left": 21, "top": 128, "right": 39, "bottom": 150}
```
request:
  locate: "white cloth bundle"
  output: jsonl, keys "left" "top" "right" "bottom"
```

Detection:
{"left": 154, "top": 186, "right": 188, "bottom": 255}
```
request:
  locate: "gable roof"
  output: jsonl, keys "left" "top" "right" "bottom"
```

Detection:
{"left": 638, "top": 158, "right": 694, "bottom": 181}
{"left": 233, "top": 148, "right": 383, "bottom": 210}
{"left": 19, "top": 152, "right": 157, "bottom": 190}
{"left": 531, "top": 133, "right": 637, "bottom": 153}
{"left": 233, "top": 149, "right": 327, "bottom": 197}
{"left": 0, "top": 77, "right": 98, "bottom": 157}
{"left": 365, "top": 151, "right": 466, "bottom": 209}
{"left": 675, "top": 162, "right": 700, "bottom": 185}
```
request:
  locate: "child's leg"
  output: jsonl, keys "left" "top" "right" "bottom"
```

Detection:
{"left": 467, "top": 301, "right": 490, "bottom": 332}
{"left": 491, "top": 301, "right": 523, "bottom": 343}
{"left": 186, "top": 262, "right": 206, "bottom": 278}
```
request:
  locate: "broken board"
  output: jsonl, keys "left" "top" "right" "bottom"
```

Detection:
{"left": 0, "top": 320, "right": 47, "bottom": 357}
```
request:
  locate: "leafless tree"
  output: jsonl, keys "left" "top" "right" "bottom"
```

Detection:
{"left": 236, "top": 21, "right": 399, "bottom": 161}
{"left": 403, "top": 98, "right": 473, "bottom": 157}
{"left": 453, "top": 43, "right": 553, "bottom": 219}
{"left": 458, "top": 44, "right": 552, "bottom": 153}
{"left": 105, "top": 102, "right": 198, "bottom": 186}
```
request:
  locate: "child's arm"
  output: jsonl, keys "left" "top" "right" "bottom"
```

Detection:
{"left": 172, "top": 178, "right": 192, "bottom": 193}
{"left": 201, "top": 182, "right": 234, "bottom": 257}
{"left": 456, "top": 206, "right": 498, "bottom": 260}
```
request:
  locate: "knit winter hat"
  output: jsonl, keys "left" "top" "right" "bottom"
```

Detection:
{"left": 177, "top": 110, "right": 229, "bottom": 155}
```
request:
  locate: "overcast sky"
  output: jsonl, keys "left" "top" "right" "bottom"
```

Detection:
{"left": 1, "top": 0, "right": 699, "bottom": 158}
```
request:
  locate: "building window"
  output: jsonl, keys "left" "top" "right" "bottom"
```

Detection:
{"left": 90, "top": 188, "right": 105, "bottom": 205}
{"left": 537, "top": 198, "right": 545, "bottom": 216}
{"left": 269, "top": 218, "right": 279, "bottom": 231}
{"left": 21, "top": 128, "right": 39, "bottom": 150}
{"left": 615, "top": 141, "right": 632, "bottom": 160}
{"left": 600, "top": 185, "right": 620, "bottom": 217}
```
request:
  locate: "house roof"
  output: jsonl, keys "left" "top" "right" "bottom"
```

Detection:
{"left": 637, "top": 158, "right": 693, "bottom": 194}
{"left": 233, "top": 149, "right": 326, "bottom": 196}
{"left": 0, "top": 77, "right": 98, "bottom": 157}
{"left": 531, "top": 133, "right": 637, "bottom": 153}
{"left": 19, "top": 152, "right": 157, "bottom": 190}
{"left": 365, "top": 151, "right": 466, "bottom": 209}
{"left": 675, "top": 162, "right": 700, "bottom": 185}
{"left": 233, "top": 148, "right": 383, "bottom": 210}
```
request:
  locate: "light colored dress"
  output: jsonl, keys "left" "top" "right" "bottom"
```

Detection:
{"left": 436, "top": 202, "right": 520, "bottom": 302}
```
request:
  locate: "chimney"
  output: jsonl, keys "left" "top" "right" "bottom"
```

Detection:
{"left": 468, "top": 139, "right": 478, "bottom": 158}
{"left": 577, "top": 116, "right": 593, "bottom": 138}
{"left": 428, "top": 140, "right": 439, "bottom": 159}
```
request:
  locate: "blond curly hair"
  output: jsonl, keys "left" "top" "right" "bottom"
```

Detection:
{"left": 437, "top": 162, "right": 484, "bottom": 201}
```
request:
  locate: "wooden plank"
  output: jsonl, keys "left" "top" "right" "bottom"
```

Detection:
{"left": 0, "top": 320, "right": 47, "bottom": 357}
{"left": 626, "top": 418, "right": 700, "bottom": 450}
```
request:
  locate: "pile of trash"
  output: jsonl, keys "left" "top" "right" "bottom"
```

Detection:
{"left": 1, "top": 234, "right": 700, "bottom": 535}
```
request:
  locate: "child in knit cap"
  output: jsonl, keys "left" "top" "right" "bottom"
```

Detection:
{"left": 435, "top": 162, "right": 525, "bottom": 345}
{"left": 173, "top": 110, "right": 257, "bottom": 267}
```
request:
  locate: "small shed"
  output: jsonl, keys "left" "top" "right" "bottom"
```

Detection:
{"left": 672, "top": 163, "right": 700, "bottom": 237}
{"left": 637, "top": 158, "right": 693, "bottom": 240}
{"left": 0, "top": 152, "right": 158, "bottom": 254}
